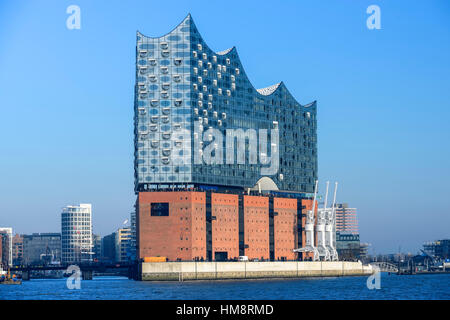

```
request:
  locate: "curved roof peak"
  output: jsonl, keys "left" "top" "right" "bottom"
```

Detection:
{"left": 138, "top": 14, "right": 312, "bottom": 103}
{"left": 256, "top": 82, "right": 283, "bottom": 96}
{"left": 216, "top": 47, "right": 235, "bottom": 55}
{"left": 137, "top": 13, "right": 192, "bottom": 39}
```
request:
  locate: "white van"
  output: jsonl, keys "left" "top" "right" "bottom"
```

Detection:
{"left": 238, "top": 256, "right": 249, "bottom": 262}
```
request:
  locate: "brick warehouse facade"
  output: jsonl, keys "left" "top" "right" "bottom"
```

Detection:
{"left": 273, "top": 198, "right": 297, "bottom": 261}
{"left": 137, "top": 191, "right": 317, "bottom": 262}
{"left": 211, "top": 193, "right": 239, "bottom": 261}
{"left": 137, "top": 192, "right": 206, "bottom": 261}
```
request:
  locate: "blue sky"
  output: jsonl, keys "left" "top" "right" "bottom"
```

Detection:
{"left": 0, "top": 0, "right": 449, "bottom": 254}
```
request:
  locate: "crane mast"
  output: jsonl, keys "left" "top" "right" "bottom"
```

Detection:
{"left": 325, "top": 182, "right": 339, "bottom": 261}
{"left": 316, "top": 181, "right": 331, "bottom": 261}
{"left": 293, "top": 180, "right": 319, "bottom": 261}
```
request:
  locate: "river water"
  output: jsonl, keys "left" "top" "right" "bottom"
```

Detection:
{"left": 1, "top": 273, "right": 448, "bottom": 300}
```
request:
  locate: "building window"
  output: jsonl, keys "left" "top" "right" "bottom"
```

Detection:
{"left": 151, "top": 203, "right": 168, "bottom": 216}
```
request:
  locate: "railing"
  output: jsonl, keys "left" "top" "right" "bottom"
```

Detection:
{"left": 369, "top": 262, "right": 398, "bottom": 273}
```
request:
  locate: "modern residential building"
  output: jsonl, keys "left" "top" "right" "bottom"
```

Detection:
{"left": 61, "top": 204, "right": 93, "bottom": 264}
{"left": 0, "top": 228, "right": 13, "bottom": 267}
{"left": 22, "top": 233, "right": 61, "bottom": 265}
{"left": 12, "top": 234, "right": 24, "bottom": 266}
{"left": 334, "top": 203, "right": 362, "bottom": 260}
{"left": 334, "top": 203, "right": 358, "bottom": 235}
{"left": 115, "top": 228, "right": 132, "bottom": 262}
{"left": 134, "top": 15, "right": 321, "bottom": 262}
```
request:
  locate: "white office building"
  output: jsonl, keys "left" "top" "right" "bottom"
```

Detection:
{"left": 61, "top": 204, "right": 93, "bottom": 264}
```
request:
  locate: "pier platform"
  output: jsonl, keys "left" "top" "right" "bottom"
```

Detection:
{"left": 139, "top": 261, "right": 373, "bottom": 281}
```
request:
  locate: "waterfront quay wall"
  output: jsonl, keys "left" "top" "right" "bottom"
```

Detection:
{"left": 140, "top": 261, "right": 373, "bottom": 281}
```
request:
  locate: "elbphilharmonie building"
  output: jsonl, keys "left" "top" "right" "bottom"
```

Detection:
{"left": 134, "top": 14, "right": 317, "bottom": 194}
{"left": 134, "top": 15, "right": 320, "bottom": 262}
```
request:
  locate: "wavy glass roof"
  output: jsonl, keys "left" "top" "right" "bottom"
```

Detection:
{"left": 137, "top": 14, "right": 315, "bottom": 107}
{"left": 135, "top": 14, "right": 318, "bottom": 193}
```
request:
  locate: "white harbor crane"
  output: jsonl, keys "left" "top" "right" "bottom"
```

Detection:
{"left": 325, "top": 182, "right": 339, "bottom": 261}
{"left": 316, "top": 182, "right": 331, "bottom": 261}
{"left": 294, "top": 180, "right": 319, "bottom": 261}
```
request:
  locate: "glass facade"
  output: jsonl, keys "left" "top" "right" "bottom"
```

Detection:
{"left": 134, "top": 14, "right": 317, "bottom": 193}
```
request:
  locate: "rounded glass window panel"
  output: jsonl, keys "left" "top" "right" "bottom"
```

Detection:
{"left": 168, "top": 35, "right": 181, "bottom": 41}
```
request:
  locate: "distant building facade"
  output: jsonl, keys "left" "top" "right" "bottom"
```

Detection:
{"left": 0, "top": 228, "right": 13, "bottom": 267}
{"left": 359, "top": 242, "right": 370, "bottom": 261}
{"left": 115, "top": 228, "right": 132, "bottom": 262}
{"left": 61, "top": 204, "right": 93, "bottom": 264}
{"left": 0, "top": 235, "right": 2, "bottom": 268}
{"left": 130, "top": 210, "right": 137, "bottom": 261}
{"left": 336, "top": 233, "right": 361, "bottom": 260}
{"left": 92, "top": 234, "right": 102, "bottom": 262}
{"left": 101, "top": 233, "right": 116, "bottom": 263}
{"left": 12, "top": 234, "right": 24, "bottom": 266}
{"left": 22, "top": 233, "right": 61, "bottom": 265}
{"left": 423, "top": 239, "right": 450, "bottom": 260}
{"left": 335, "top": 203, "right": 358, "bottom": 234}
{"left": 334, "top": 203, "right": 362, "bottom": 260}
